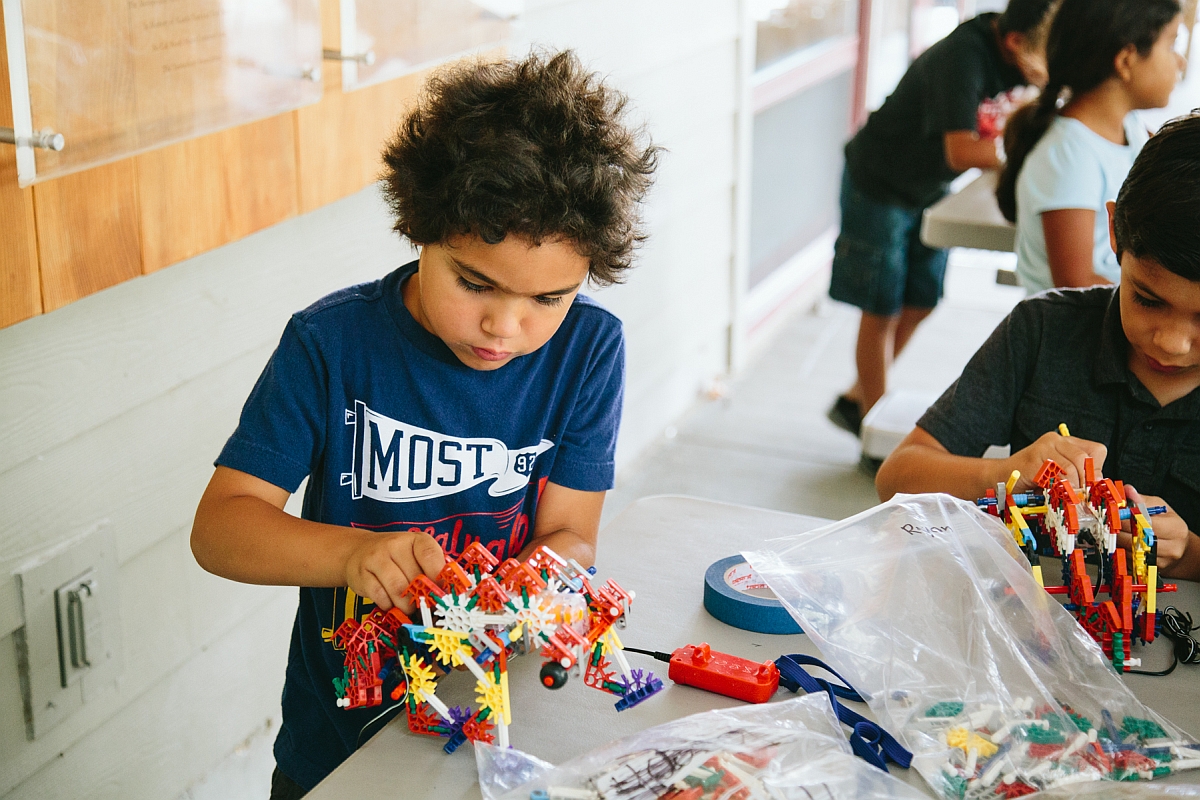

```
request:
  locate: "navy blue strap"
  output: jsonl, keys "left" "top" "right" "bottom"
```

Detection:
{"left": 775, "top": 654, "right": 913, "bottom": 772}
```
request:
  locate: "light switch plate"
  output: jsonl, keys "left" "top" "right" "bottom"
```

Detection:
{"left": 14, "top": 525, "right": 121, "bottom": 739}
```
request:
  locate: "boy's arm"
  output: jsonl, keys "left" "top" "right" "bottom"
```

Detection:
{"left": 944, "top": 130, "right": 1003, "bottom": 172}
{"left": 191, "top": 466, "right": 445, "bottom": 612}
{"left": 517, "top": 481, "right": 604, "bottom": 567}
{"left": 876, "top": 425, "right": 1110, "bottom": 501}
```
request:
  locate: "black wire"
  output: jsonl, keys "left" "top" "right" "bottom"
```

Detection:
{"left": 622, "top": 646, "right": 673, "bottom": 663}
{"left": 1127, "top": 607, "right": 1200, "bottom": 676}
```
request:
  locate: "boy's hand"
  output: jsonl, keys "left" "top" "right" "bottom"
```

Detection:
{"left": 344, "top": 531, "right": 446, "bottom": 613}
{"left": 1121, "top": 487, "right": 1198, "bottom": 578}
{"left": 1005, "top": 431, "right": 1107, "bottom": 492}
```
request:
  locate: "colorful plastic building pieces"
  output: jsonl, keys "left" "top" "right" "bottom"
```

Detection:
{"left": 976, "top": 458, "right": 1177, "bottom": 671}
{"left": 330, "top": 542, "right": 662, "bottom": 752}
{"left": 918, "top": 698, "right": 1200, "bottom": 796}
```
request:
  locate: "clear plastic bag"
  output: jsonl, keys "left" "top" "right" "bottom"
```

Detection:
{"left": 476, "top": 693, "right": 932, "bottom": 800}
{"left": 744, "top": 493, "right": 1200, "bottom": 799}
{"left": 1034, "top": 786, "right": 1200, "bottom": 798}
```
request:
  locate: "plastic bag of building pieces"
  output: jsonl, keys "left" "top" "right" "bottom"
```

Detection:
{"left": 743, "top": 493, "right": 1200, "bottom": 800}
{"left": 1035, "top": 784, "right": 1200, "bottom": 798}
{"left": 475, "top": 693, "right": 932, "bottom": 800}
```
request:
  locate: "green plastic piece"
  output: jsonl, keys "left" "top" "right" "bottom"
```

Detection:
{"left": 1121, "top": 716, "right": 1167, "bottom": 741}
{"left": 684, "top": 767, "right": 723, "bottom": 791}
{"left": 1154, "top": 766, "right": 1172, "bottom": 778}
{"left": 1024, "top": 725, "right": 1066, "bottom": 744}
{"left": 942, "top": 773, "right": 967, "bottom": 799}
{"left": 1066, "top": 711, "right": 1094, "bottom": 732}
{"left": 925, "top": 702, "right": 965, "bottom": 718}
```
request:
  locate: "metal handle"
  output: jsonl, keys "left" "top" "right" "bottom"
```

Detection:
{"left": 66, "top": 581, "right": 92, "bottom": 668}
{"left": 323, "top": 48, "right": 376, "bottom": 66}
{"left": 0, "top": 126, "right": 65, "bottom": 151}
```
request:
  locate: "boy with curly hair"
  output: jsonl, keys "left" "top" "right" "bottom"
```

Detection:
{"left": 190, "top": 51, "right": 658, "bottom": 797}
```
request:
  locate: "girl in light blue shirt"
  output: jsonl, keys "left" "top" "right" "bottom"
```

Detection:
{"left": 996, "top": 0, "right": 1183, "bottom": 293}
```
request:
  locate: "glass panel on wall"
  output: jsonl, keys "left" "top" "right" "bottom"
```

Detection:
{"left": 3, "top": 0, "right": 323, "bottom": 186}
{"left": 748, "top": 70, "right": 854, "bottom": 288}
{"left": 751, "top": 0, "right": 858, "bottom": 73}
{"left": 338, "top": 0, "right": 520, "bottom": 91}
{"left": 864, "top": 0, "right": 911, "bottom": 110}
{"left": 909, "top": 0, "right": 962, "bottom": 55}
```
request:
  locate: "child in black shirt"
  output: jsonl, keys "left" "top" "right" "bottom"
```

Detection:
{"left": 828, "top": 0, "right": 1057, "bottom": 435}
{"left": 877, "top": 113, "right": 1200, "bottom": 581}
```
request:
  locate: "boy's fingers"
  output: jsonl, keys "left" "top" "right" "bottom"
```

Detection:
{"left": 358, "top": 571, "right": 395, "bottom": 612}
{"left": 411, "top": 534, "right": 447, "bottom": 577}
{"left": 376, "top": 560, "right": 414, "bottom": 611}
{"left": 1053, "top": 437, "right": 1106, "bottom": 486}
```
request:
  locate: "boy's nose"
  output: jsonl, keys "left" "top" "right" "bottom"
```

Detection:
{"left": 1153, "top": 324, "right": 1194, "bottom": 357}
{"left": 482, "top": 305, "right": 521, "bottom": 339}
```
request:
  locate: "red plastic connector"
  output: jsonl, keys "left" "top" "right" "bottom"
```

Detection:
{"left": 668, "top": 643, "right": 779, "bottom": 704}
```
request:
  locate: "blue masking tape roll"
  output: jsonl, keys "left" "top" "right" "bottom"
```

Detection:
{"left": 703, "top": 555, "right": 803, "bottom": 635}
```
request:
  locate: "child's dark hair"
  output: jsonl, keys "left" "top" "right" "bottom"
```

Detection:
{"left": 996, "top": 0, "right": 1180, "bottom": 221}
{"left": 381, "top": 50, "right": 660, "bottom": 286}
{"left": 1113, "top": 113, "right": 1200, "bottom": 281}
{"left": 997, "top": 0, "right": 1059, "bottom": 39}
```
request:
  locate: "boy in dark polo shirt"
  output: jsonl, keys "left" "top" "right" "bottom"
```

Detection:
{"left": 828, "top": 0, "right": 1057, "bottom": 435}
{"left": 876, "top": 113, "right": 1200, "bottom": 581}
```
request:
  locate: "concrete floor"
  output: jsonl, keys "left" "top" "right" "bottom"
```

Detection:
{"left": 601, "top": 247, "right": 1025, "bottom": 528}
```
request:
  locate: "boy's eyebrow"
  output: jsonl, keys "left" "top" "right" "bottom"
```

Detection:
{"left": 1130, "top": 276, "right": 1166, "bottom": 301}
{"left": 452, "top": 258, "right": 582, "bottom": 296}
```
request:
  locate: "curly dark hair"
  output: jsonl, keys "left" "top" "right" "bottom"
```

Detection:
{"left": 381, "top": 50, "right": 660, "bottom": 286}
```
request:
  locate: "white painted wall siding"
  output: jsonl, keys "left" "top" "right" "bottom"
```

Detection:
{"left": 0, "top": 1, "right": 744, "bottom": 796}
{"left": 517, "top": 0, "right": 744, "bottom": 464}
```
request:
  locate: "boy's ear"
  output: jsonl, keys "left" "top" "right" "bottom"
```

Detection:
{"left": 1106, "top": 200, "right": 1119, "bottom": 258}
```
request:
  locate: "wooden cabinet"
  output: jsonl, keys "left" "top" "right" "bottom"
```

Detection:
{"left": 0, "top": 1, "right": 478, "bottom": 329}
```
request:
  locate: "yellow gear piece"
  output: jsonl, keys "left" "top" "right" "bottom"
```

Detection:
{"left": 946, "top": 727, "right": 998, "bottom": 758}
{"left": 427, "top": 629, "right": 472, "bottom": 668}
{"left": 402, "top": 655, "right": 439, "bottom": 698}
{"left": 475, "top": 672, "right": 508, "bottom": 721}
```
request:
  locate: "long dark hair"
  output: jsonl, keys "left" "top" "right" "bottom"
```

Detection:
{"left": 1114, "top": 113, "right": 1200, "bottom": 281}
{"left": 996, "top": 0, "right": 1180, "bottom": 222}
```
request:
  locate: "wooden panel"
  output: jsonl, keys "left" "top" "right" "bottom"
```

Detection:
{"left": 137, "top": 114, "right": 299, "bottom": 273}
{"left": 32, "top": 159, "right": 143, "bottom": 312}
{"left": 0, "top": 13, "right": 41, "bottom": 327}
{"left": 295, "top": 67, "right": 429, "bottom": 213}
{"left": 16, "top": 0, "right": 320, "bottom": 185}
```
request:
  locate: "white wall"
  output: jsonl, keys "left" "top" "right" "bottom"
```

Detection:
{"left": 516, "top": 0, "right": 745, "bottom": 464}
{"left": 0, "top": 2, "right": 745, "bottom": 798}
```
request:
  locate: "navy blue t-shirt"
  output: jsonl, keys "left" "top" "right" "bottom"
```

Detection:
{"left": 215, "top": 260, "right": 624, "bottom": 789}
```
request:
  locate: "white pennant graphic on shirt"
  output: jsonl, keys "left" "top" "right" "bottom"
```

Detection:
{"left": 340, "top": 400, "right": 554, "bottom": 503}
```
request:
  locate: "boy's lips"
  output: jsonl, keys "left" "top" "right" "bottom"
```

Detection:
{"left": 471, "top": 346, "right": 512, "bottom": 362}
{"left": 1143, "top": 354, "right": 1187, "bottom": 374}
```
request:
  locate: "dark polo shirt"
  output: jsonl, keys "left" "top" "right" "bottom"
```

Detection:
{"left": 919, "top": 286, "right": 1200, "bottom": 533}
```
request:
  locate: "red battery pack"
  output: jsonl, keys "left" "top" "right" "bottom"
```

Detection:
{"left": 668, "top": 643, "right": 780, "bottom": 703}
